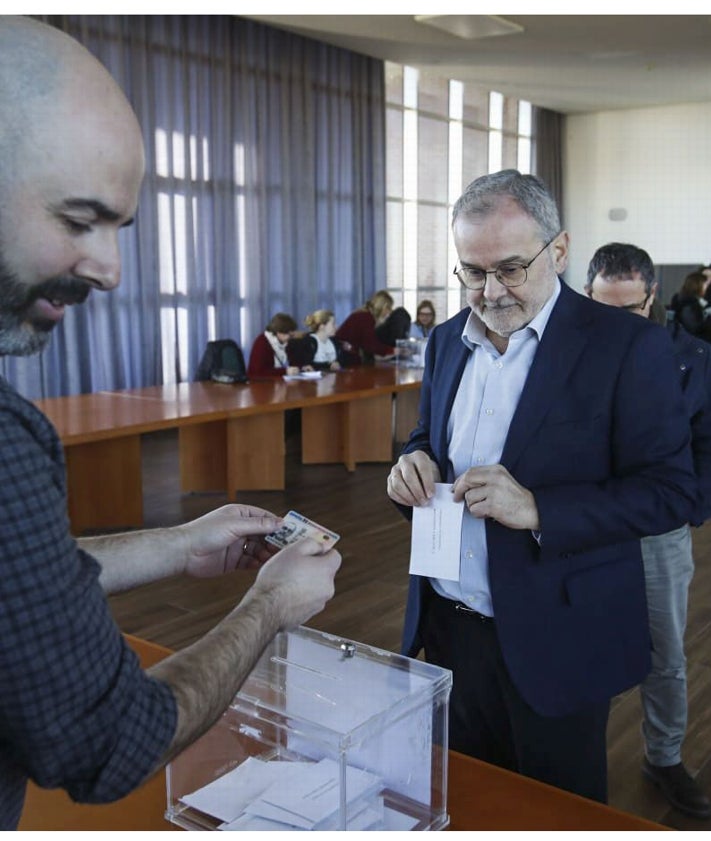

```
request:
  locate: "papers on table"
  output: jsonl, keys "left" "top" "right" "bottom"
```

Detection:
{"left": 409, "top": 482, "right": 464, "bottom": 581}
{"left": 180, "top": 756, "right": 382, "bottom": 831}
{"left": 283, "top": 371, "right": 323, "bottom": 381}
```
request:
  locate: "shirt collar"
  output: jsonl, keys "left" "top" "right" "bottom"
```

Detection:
{"left": 461, "top": 279, "right": 562, "bottom": 351}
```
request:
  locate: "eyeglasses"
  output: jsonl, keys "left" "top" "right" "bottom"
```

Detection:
{"left": 453, "top": 234, "right": 559, "bottom": 290}
{"left": 587, "top": 291, "right": 652, "bottom": 313}
{"left": 618, "top": 294, "right": 651, "bottom": 313}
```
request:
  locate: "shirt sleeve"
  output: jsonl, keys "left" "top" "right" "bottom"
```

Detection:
{"left": 0, "top": 396, "right": 177, "bottom": 804}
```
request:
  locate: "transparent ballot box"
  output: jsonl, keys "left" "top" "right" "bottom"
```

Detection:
{"left": 166, "top": 626, "right": 452, "bottom": 831}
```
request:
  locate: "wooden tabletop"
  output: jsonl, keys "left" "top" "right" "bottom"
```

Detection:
{"left": 34, "top": 365, "right": 423, "bottom": 445}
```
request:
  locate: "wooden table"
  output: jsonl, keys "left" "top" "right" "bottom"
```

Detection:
{"left": 19, "top": 635, "right": 667, "bottom": 832}
{"left": 34, "top": 366, "right": 422, "bottom": 533}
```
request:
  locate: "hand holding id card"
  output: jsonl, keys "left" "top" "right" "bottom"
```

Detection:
{"left": 265, "top": 510, "right": 340, "bottom": 550}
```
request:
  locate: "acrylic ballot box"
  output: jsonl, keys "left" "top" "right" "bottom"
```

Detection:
{"left": 165, "top": 626, "right": 452, "bottom": 831}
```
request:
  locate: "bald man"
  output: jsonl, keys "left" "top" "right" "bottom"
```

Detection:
{"left": 0, "top": 17, "right": 340, "bottom": 829}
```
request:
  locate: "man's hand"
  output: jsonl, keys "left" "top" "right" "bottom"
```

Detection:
{"left": 452, "top": 464, "right": 540, "bottom": 530}
{"left": 179, "top": 504, "right": 283, "bottom": 578}
{"left": 387, "top": 451, "right": 441, "bottom": 506}
{"left": 251, "top": 537, "right": 342, "bottom": 629}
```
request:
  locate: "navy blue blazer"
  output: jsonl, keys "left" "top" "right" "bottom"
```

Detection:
{"left": 667, "top": 320, "right": 711, "bottom": 525}
{"left": 400, "top": 282, "right": 698, "bottom": 717}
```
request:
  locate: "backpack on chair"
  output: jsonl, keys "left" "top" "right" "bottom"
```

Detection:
{"left": 195, "top": 339, "right": 248, "bottom": 384}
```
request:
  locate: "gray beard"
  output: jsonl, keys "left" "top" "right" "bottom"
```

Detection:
{"left": 0, "top": 258, "right": 91, "bottom": 356}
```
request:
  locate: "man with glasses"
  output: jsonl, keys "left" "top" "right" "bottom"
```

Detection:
{"left": 387, "top": 170, "right": 697, "bottom": 802}
{"left": 586, "top": 243, "right": 711, "bottom": 819}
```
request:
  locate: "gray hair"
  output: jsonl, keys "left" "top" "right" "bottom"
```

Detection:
{"left": 452, "top": 169, "right": 560, "bottom": 241}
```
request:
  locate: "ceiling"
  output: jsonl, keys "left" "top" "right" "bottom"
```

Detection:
{"left": 242, "top": 15, "right": 711, "bottom": 115}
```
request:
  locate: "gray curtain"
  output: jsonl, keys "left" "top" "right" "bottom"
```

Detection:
{"left": 532, "top": 106, "right": 564, "bottom": 227}
{"left": 3, "top": 15, "right": 386, "bottom": 398}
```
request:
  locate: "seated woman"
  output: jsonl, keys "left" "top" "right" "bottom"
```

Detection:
{"left": 671, "top": 271, "right": 711, "bottom": 339}
{"left": 287, "top": 309, "right": 348, "bottom": 372}
{"left": 335, "top": 290, "right": 396, "bottom": 366}
{"left": 247, "top": 312, "right": 300, "bottom": 378}
{"left": 409, "top": 299, "right": 436, "bottom": 339}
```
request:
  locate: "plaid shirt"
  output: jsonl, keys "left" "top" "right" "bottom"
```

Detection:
{"left": 0, "top": 378, "right": 177, "bottom": 829}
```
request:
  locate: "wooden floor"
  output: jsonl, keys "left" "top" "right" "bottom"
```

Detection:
{"left": 109, "top": 427, "right": 711, "bottom": 830}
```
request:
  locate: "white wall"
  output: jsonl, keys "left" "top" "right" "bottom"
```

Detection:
{"left": 563, "top": 102, "right": 711, "bottom": 292}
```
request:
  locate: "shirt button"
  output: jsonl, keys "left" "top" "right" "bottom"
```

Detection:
{"left": 485, "top": 408, "right": 494, "bottom": 415}
{"left": 466, "top": 550, "right": 473, "bottom": 559}
{"left": 476, "top": 457, "right": 484, "bottom": 464}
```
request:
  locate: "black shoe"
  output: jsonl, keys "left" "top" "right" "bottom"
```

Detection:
{"left": 642, "top": 758, "right": 711, "bottom": 819}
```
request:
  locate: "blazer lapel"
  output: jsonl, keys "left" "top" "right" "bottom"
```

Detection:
{"left": 432, "top": 311, "right": 470, "bottom": 468}
{"left": 501, "top": 284, "right": 593, "bottom": 472}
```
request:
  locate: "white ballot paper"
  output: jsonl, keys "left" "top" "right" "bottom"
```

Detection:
{"left": 181, "top": 756, "right": 381, "bottom": 831}
{"left": 180, "top": 757, "right": 308, "bottom": 823}
{"left": 243, "top": 757, "right": 381, "bottom": 829}
{"left": 409, "top": 482, "right": 464, "bottom": 581}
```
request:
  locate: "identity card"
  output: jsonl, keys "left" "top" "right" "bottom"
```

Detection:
{"left": 265, "top": 510, "right": 340, "bottom": 550}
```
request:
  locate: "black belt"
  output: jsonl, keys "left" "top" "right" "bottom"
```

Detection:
{"left": 453, "top": 602, "right": 494, "bottom": 623}
{"left": 430, "top": 585, "right": 494, "bottom": 623}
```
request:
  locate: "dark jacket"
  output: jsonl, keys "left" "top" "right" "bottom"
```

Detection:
{"left": 672, "top": 294, "right": 711, "bottom": 341}
{"left": 286, "top": 335, "right": 349, "bottom": 370}
{"left": 667, "top": 320, "right": 711, "bottom": 525}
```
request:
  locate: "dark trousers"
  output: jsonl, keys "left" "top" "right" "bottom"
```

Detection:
{"left": 422, "top": 586, "right": 610, "bottom": 803}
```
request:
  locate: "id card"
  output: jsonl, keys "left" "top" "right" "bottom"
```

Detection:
{"left": 265, "top": 510, "right": 340, "bottom": 550}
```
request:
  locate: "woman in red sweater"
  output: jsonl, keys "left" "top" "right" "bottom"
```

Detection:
{"left": 247, "top": 312, "right": 300, "bottom": 378}
{"left": 335, "top": 290, "right": 395, "bottom": 366}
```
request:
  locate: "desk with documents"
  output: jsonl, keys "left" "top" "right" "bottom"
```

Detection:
{"left": 19, "top": 635, "right": 667, "bottom": 832}
{"left": 34, "top": 366, "right": 422, "bottom": 533}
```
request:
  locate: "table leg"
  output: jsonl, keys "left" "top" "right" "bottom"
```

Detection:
{"left": 226, "top": 413, "right": 285, "bottom": 493}
{"left": 302, "top": 394, "right": 393, "bottom": 470}
{"left": 65, "top": 437, "right": 143, "bottom": 534}
{"left": 179, "top": 415, "right": 286, "bottom": 494}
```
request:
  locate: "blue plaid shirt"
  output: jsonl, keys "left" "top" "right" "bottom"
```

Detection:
{"left": 0, "top": 377, "right": 177, "bottom": 829}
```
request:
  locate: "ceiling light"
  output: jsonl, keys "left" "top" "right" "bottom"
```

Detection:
{"left": 414, "top": 15, "right": 524, "bottom": 40}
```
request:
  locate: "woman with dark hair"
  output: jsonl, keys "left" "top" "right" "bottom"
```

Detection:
{"left": 672, "top": 271, "right": 711, "bottom": 339}
{"left": 409, "top": 300, "right": 436, "bottom": 339}
{"left": 247, "top": 312, "right": 300, "bottom": 378}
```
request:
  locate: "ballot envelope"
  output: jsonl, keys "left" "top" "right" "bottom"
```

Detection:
{"left": 165, "top": 625, "right": 452, "bottom": 831}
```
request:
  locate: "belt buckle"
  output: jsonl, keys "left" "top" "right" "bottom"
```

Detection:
{"left": 455, "top": 602, "right": 490, "bottom": 622}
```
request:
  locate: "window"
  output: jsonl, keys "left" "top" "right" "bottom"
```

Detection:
{"left": 385, "top": 63, "right": 534, "bottom": 322}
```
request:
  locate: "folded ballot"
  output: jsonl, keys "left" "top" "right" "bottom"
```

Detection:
{"left": 180, "top": 756, "right": 382, "bottom": 831}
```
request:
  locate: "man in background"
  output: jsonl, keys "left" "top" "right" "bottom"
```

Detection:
{"left": 387, "top": 169, "right": 697, "bottom": 803}
{"left": 0, "top": 16, "right": 340, "bottom": 829}
{"left": 587, "top": 242, "right": 711, "bottom": 819}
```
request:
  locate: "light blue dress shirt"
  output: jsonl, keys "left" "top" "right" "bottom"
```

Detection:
{"left": 431, "top": 281, "right": 561, "bottom": 615}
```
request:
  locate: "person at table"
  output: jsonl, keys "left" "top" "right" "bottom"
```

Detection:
{"left": 409, "top": 300, "right": 436, "bottom": 339}
{"left": 0, "top": 17, "right": 341, "bottom": 831}
{"left": 375, "top": 305, "right": 412, "bottom": 346}
{"left": 247, "top": 312, "right": 300, "bottom": 378}
{"left": 386, "top": 169, "right": 696, "bottom": 803}
{"left": 287, "top": 309, "right": 348, "bottom": 371}
{"left": 670, "top": 271, "right": 711, "bottom": 341}
{"left": 586, "top": 242, "right": 711, "bottom": 819}
{"left": 336, "top": 290, "right": 396, "bottom": 366}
